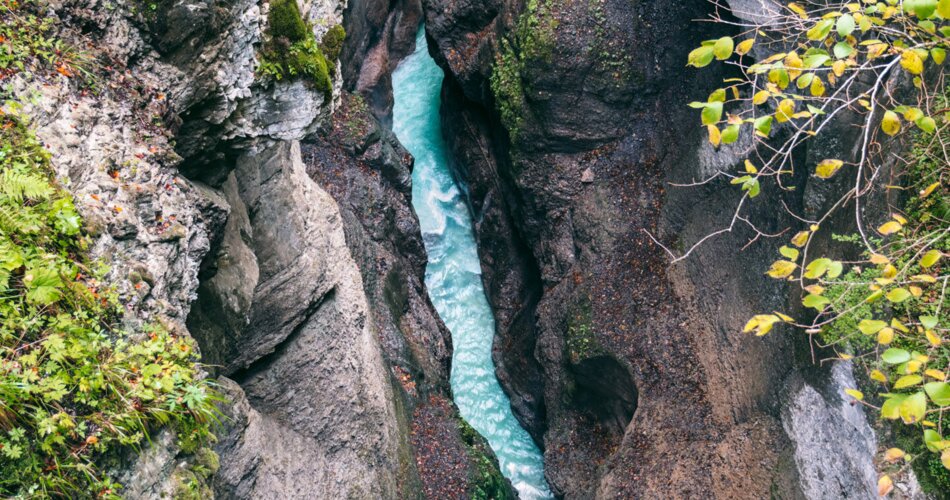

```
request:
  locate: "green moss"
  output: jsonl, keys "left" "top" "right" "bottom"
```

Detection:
{"left": 320, "top": 24, "right": 346, "bottom": 64}
{"left": 892, "top": 425, "right": 950, "bottom": 498}
{"left": 455, "top": 419, "right": 516, "bottom": 500}
{"left": 268, "top": 0, "right": 309, "bottom": 43}
{"left": 489, "top": 0, "right": 557, "bottom": 144}
{"left": 258, "top": 0, "right": 338, "bottom": 96}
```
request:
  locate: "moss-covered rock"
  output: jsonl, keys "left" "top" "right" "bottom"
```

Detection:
{"left": 258, "top": 0, "right": 334, "bottom": 96}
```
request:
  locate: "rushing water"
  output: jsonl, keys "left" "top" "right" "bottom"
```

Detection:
{"left": 393, "top": 28, "right": 553, "bottom": 499}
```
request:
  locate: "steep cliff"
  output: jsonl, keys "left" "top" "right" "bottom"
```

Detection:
{"left": 418, "top": 0, "right": 898, "bottom": 497}
{"left": 4, "top": 0, "right": 508, "bottom": 497}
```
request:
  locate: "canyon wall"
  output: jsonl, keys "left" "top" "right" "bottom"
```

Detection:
{"left": 417, "top": 0, "right": 896, "bottom": 497}
{"left": 6, "top": 0, "right": 509, "bottom": 497}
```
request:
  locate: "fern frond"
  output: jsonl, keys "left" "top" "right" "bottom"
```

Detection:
{"left": 0, "top": 168, "right": 53, "bottom": 203}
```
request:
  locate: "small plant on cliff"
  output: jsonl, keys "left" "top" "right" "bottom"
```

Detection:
{"left": 0, "top": 111, "right": 219, "bottom": 497}
{"left": 0, "top": 0, "right": 93, "bottom": 82}
{"left": 258, "top": 0, "right": 343, "bottom": 97}
{"left": 663, "top": 0, "right": 950, "bottom": 493}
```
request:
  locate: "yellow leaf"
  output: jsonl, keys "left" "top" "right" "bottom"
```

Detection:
{"left": 920, "top": 249, "right": 942, "bottom": 268}
{"left": 901, "top": 49, "right": 924, "bottom": 75}
{"left": 942, "top": 449, "right": 950, "bottom": 470}
{"left": 743, "top": 314, "right": 781, "bottom": 336}
{"left": 788, "top": 2, "right": 809, "bottom": 18}
{"left": 736, "top": 39, "right": 755, "bottom": 56}
{"left": 766, "top": 260, "right": 798, "bottom": 278}
{"left": 869, "top": 254, "right": 889, "bottom": 265}
{"left": 870, "top": 369, "right": 888, "bottom": 382}
{"left": 774, "top": 311, "right": 794, "bottom": 322}
{"left": 910, "top": 274, "right": 937, "bottom": 283}
{"left": 920, "top": 181, "right": 940, "bottom": 198}
{"left": 804, "top": 284, "right": 825, "bottom": 295}
{"left": 926, "top": 330, "right": 942, "bottom": 347}
{"left": 881, "top": 110, "right": 901, "bottom": 136}
{"left": 925, "top": 369, "right": 947, "bottom": 381}
{"left": 708, "top": 125, "right": 721, "bottom": 147}
{"left": 832, "top": 59, "right": 847, "bottom": 76}
{"left": 878, "top": 475, "right": 893, "bottom": 496}
{"left": 810, "top": 75, "right": 825, "bottom": 96}
{"left": 884, "top": 448, "right": 905, "bottom": 461}
{"left": 845, "top": 388, "right": 864, "bottom": 400}
{"left": 744, "top": 159, "right": 758, "bottom": 173}
{"left": 752, "top": 90, "right": 770, "bottom": 105}
{"left": 877, "top": 327, "right": 895, "bottom": 345}
{"left": 866, "top": 43, "right": 888, "bottom": 60}
{"left": 791, "top": 231, "right": 810, "bottom": 247}
{"left": 877, "top": 220, "right": 902, "bottom": 235}
{"left": 815, "top": 159, "right": 844, "bottom": 179}
{"left": 892, "top": 213, "right": 907, "bottom": 225}
{"left": 906, "top": 360, "right": 923, "bottom": 374}
{"left": 785, "top": 52, "right": 803, "bottom": 79}
{"left": 882, "top": 264, "right": 897, "bottom": 278}
{"left": 776, "top": 99, "right": 796, "bottom": 122}
{"left": 891, "top": 318, "right": 909, "bottom": 333}
{"left": 909, "top": 286, "right": 922, "bottom": 297}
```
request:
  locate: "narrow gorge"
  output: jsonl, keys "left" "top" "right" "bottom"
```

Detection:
{"left": 0, "top": 0, "right": 947, "bottom": 498}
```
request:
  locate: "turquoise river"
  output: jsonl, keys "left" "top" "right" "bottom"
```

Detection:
{"left": 392, "top": 28, "right": 553, "bottom": 499}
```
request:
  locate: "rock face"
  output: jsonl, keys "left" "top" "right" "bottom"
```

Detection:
{"left": 417, "top": 0, "right": 891, "bottom": 497}
{"left": 8, "top": 0, "right": 510, "bottom": 497}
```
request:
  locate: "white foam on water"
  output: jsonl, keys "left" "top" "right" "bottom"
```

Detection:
{"left": 393, "top": 27, "right": 553, "bottom": 499}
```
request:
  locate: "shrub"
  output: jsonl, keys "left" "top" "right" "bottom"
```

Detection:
{"left": 0, "top": 112, "right": 219, "bottom": 498}
{"left": 673, "top": 0, "right": 950, "bottom": 493}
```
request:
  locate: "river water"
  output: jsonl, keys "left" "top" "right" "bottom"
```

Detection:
{"left": 392, "top": 28, "right": 553, "bottom": 499}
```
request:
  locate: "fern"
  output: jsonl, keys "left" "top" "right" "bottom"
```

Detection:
{"left": 0, "top": 169, "right": 54, "bottom": 202}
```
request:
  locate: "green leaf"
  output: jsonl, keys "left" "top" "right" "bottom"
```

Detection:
{"left": 920, "top": 315, "right": 939, "bottom": 329}
{"left": 802, "top": 294, "right": 830, "bottom": 309}
{"left": 806, "top": 19, "right": 835, "bottom": 41}
{"left": 881, "top": 394, "right": 907, "bottom": 419}
{"left": 915, "top": 116, "right": 937, "bottom": 134}
{"left": 713, "top": 37, "right": 734, "bottom": 60}
{"left": 904, "top": 0, "right": 938, "bottom": 18}
{"left": 899, "top": 392, "right": 927, "bottom": 424}
{"left": 833, "top": 42, "right": 854, "bottom": 59}
{"left": 701, "top": 101, "right": 723, "bottom": 125}
{"left": 688, "top": 45, "right": 715, "bottom": 67}
{"left": 933, "top": 47, "right": 946, "bottom": 65}
{"left": 803, "top": 53, "right": 830, "bottom": 68}
{"left": 923, "top": 429, "right": 947, "bottom": 452}
{"left": 709, "top": 88, "right": 726, "bottom": 103}
{"left": 836, "top": 14, "right": 855, "bottom": 37}
{"left": 24, "top": 267, "right": 62, "bottom": 305}
{"left": 925, "top": 382, "right": 950, "bottom": 406}
{"left": 920, "top": 249, "right": 942, "bottom": 268}
{"left": 721, "top": 124, "right": 740, "bottom": 144}
{"left": 804, "top": 258, "right": 831, "bottom": 279}
{"left": 826, "top": 261, "right": 843, "bottom": 279}
{"left": 858, "top": 319, "right": 888, "bottom": 335}
{"left": 894, "top": 375, "right": 923, "bottom": 389}
{"left": 882, "top": 348, "right": 911, "bottom": 364}
{"left": 753, "top": 115, "right": 773, "bottom": 137}
{"left": 886, "top": 288, "right": 912, "bottom": 303}
{"left": 779, "top": 246, "right": 800, "bottom": 261}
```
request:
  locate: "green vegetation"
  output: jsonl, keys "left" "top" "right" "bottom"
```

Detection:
{"left": 0, "top": 0, "right": 92, "bottom": 82}
{"left": 565, "top": 297, "right": 604, "bottom": 364}
{"left": 456, "top": 418, "right": 516, "bottom": 500}
{"left": 489, "top": 0, "right": 557, "bottom": 144}
{"left": 680, "top": 0, "right": 950, "bottom": 493}
{"left": 258, "top": 0, "right": 345, "bottom": 97}
{"left": 0, "top": 3, "right": 219, "bottom": 496}
{"left": 0, "top": 112, "right": 219, "bottom": 497}
{"left": 320, "top": 24, "right": 346, "bottom": 68}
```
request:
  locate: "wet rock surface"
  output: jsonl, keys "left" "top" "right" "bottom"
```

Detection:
{"left": 419, "top": 0, "right": 897, "bottom": 497}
